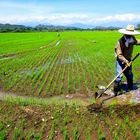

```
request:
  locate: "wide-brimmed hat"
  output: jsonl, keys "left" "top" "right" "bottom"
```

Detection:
{"left": 118, "top": 25, "right": 140, "bottom": 35}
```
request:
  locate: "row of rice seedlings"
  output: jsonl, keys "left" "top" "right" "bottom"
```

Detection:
{"left": 5, "top": 114, "right": 26, "bottom": 139}
{"left": 67, "top": 59, "right": 71, "bottom": 94}
{"left": 98, "top": 127, "right": 105, "bottom": 140}
{"left": 51, "top": 49, "right": 65, "bottom": 95}
{"left": 63, "top": 117, "right": 69, "bottom": 140}
{"left": 35, "top": 50, "right": 58, "bottom": 95}
{"left": 21, "top": 52, "right": 50, "bottom": 87}
{"left": 86, "top": 61, "right": 98, "bottom": 92}
{"left": 73, "top": 127, "right": 79, "bottom": 140}
{"left": 45, "top": 48, "right": 64, "bottom": 96}
{"left": 13, "top": 50, "right": 47, "bottom": 91}
{"left": 101, "top": 55, "right": 114, "bottom": 76}
{"left": 68, "top": 53, "right": 75, "bottom": 94}
{"left": 30, "top": 49, "right": 53, "bottom": 80}
{"left": 2, "top": 54, "right": 33, "bottom": 90}
{"left": 50, "top": 65, "right": 61, "bottom": 95}
{"left": 90, "top": 61, "right": 105, "bottom": 87}
{"left": 97, "top": 56, "right": 114, "bottom": 84}
{"left": 79, "top": 61, "right": 89, "bottom": 93}
{"left": 12, "top": 127, "right": 23, "bottom": 140}
{"left": 124, "top": 115, "right": 140, "bottom": 139}
{"left": 31, "top": 49, "right": 55, "bottom": 85}
{"left": 71, "top": 60, "right": 76, "bottom": 94}
{"left": 82, "top": 60, "right": 96, "bottom": 93}
{"left": 113, "top": 112, "right": 132, "bottom": 140}
{"left": 31, "top": 49, "right": 57, "bottom": 94}
{"left": 49, "top": 112, "right": 57, "bottom": 140}
{"left": 98, "top": 111, "right": 113, "bottom": 139}
{"left": 61, "top": 57, "right": 69, "bottom": 94}
{"left": 31, "top": 119, "right": 48, "bottom": 140}
{"left": 104, "top": 110, "right": 129, "bottom": 140}
{"left": 0, "top": 121, "right": 6, "bottom": 140}
{"left": 61, "top": 104, "right": 70, "bottom": 140}
{"left": 30, "top": 46, "right": 56, "bottom": 90}
{"left": 31, "top": 39, "right": 58, "bottom": 82}
{"left": 59, "top": 62, "right": 66, "bottom": 94}
{"left": 10, "top": 56, "right": 36, "bottom": 91}
{"left": 75, "top": 60, "right": 82, "bottom": 92}
{"left": 80, "top": 111, "right": 92, "bottom": 139}
{"left": 36, "top": 46, "right": 63, "bottom": 96}
{"left": 0, "top": 59, "right": 22, "bottom": 83}
{"left": 74, "top": 44, "right": 90, "bottom": 93}
{"left": 44, "top": 39, "right": 66, "bottom": 95}
{"left": 8, "top": 53, "right": 33, "bottom": 75}
{"left": 96, "top": 55, "right": 108, "bottom": 84}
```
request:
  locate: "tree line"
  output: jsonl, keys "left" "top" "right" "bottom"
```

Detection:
{"left": 0, "top": 24, "right": 82, "bottom": 32}
{"left": 0, "top": 23, "right": 140, "bottom": 33}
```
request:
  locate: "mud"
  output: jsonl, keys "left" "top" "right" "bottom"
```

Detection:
{"left": 87, "top": 87, "right": 140, "bottom": 112}
{"left": 87, "top": 103, "right": 103, "bottom": 112}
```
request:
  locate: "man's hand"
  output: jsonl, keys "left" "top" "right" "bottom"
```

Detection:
{"left": 125, "top": 62, "right": 131, "bottom": 67}
{"left": 122, "top": 59, "right": 131, "bottom": 67}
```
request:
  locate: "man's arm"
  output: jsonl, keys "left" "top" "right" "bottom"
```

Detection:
{"left": 115, "top": 42, "right": 129, "bottom": 64}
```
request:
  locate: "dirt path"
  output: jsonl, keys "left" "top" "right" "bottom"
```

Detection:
{"left": 0, "top": 88, "right": 139, "bottom": 107}
{"left": 0, "top": 91, "right": 92, "bottom": 107}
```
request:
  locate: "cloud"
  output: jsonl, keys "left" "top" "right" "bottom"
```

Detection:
{"left": 0, "top": 1, "right": 140, "bottom": 26}
{"left": 0, "top": 13, "right": 140, "bottom": 26}
{"left": 96, "top": 14, "right": 140, "bottom": 22}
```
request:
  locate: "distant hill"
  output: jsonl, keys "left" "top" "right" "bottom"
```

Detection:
{"left": 0, "top": 23, "right": 33, "bottom": 32}
{"left": 0, "top": 23, "right": 83, "bottom": 32}
{"left": 1, "top": 23, "right": 136, "bottom": 32}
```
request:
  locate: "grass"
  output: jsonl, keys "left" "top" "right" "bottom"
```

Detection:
{"left": 3, "top": 93, "right": 87, "bottom": 107}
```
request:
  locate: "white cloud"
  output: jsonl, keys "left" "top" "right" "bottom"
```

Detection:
{"left": 0, "top": 1, "right": 140, "bottom": 26}
{"left": 0, "top": 13, "right": 140, "bottom": 25}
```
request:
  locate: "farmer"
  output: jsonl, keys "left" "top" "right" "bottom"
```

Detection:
{"left": 114, "top": 25, "right": 140, "bottom": 95}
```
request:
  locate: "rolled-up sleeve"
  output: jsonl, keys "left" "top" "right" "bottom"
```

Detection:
{"left": 136, "top": 39, "right": 140, "bottom": 45}
{"left": 115, "top": 41, "right": 128, "bottom": 63}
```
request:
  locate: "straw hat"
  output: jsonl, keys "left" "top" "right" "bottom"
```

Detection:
{"left": 118, "top": 25, "right": 140, "bottom": 35}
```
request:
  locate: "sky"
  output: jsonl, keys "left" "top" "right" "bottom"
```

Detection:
{"left": 0, "top": 0, "right": 140, "bottom": 27}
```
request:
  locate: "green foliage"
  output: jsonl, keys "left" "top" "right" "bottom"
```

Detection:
{"left": 12, "top": 127, "right": 20, "bottom": 140}
{"left": 73, "top": 127, "right": 78, "bottom": 140}
{"left": 0, "top": 129, "right": 6, "bottom": 140}
{"left": 98, "top": 127, "right": 105, "bottom": 140}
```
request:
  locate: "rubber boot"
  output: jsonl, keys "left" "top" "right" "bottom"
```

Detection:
{"left": 127, "top": 79, "right": 133, "bottom": 91}
{"left": 113, "top": 82, "right": 121, "bottom": 96}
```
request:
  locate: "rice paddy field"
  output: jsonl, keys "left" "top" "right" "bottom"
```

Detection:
{"left": 0, "top": 31, "right": 140, "bottom": 96}
{"left": 0, "top": 31, "right": 140, "bottom": 140}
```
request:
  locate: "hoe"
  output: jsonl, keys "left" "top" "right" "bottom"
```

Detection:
{"left": 87, "top": 53, "right": 140, "bottom": 110}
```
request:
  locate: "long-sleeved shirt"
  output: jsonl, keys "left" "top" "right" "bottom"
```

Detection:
{"left": 115, "top": 36, "right": 140, "bottom": 63}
